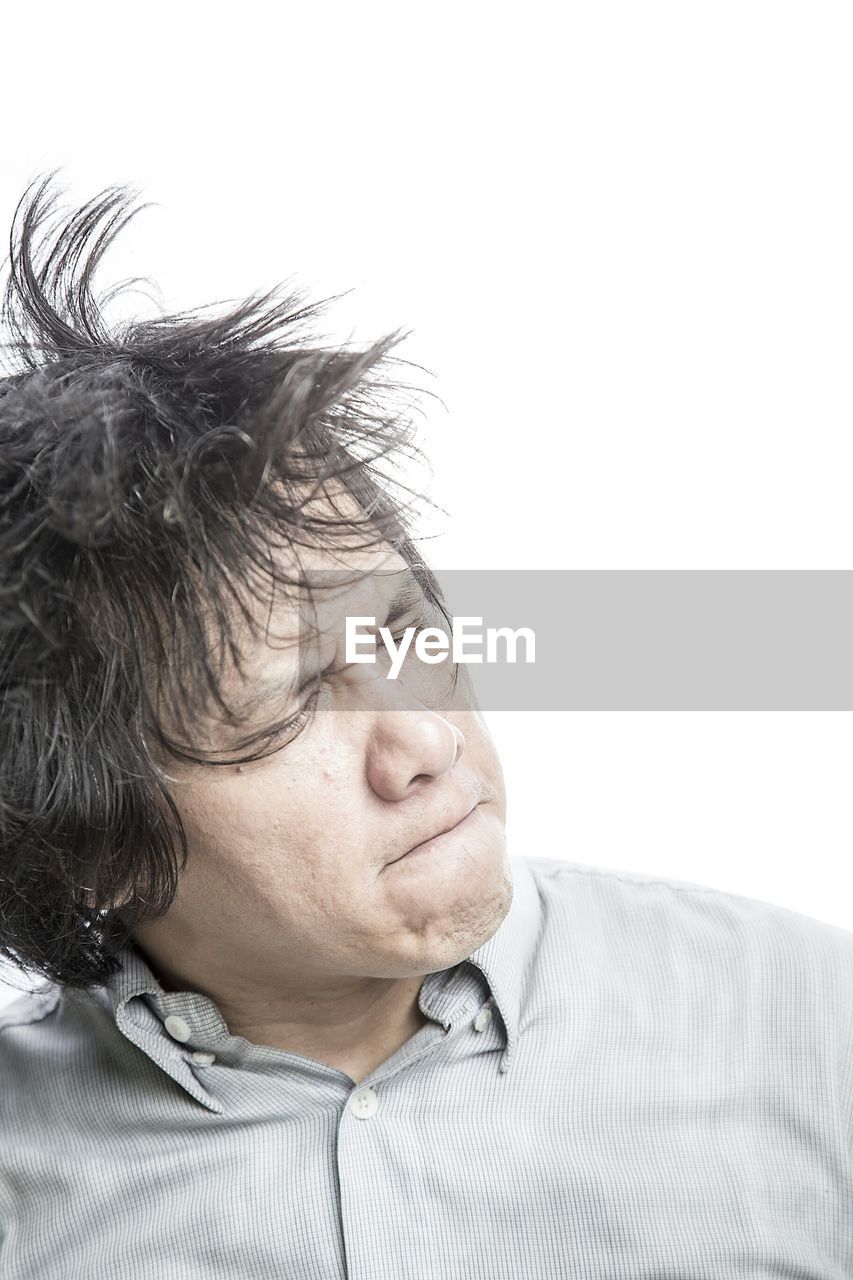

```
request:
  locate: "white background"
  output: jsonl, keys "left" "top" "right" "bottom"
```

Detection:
{"left": 0, "top": 0, "right": 851, "bottom": 1008}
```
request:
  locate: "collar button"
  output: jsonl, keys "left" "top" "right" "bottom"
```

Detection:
{"left": 164, "top": 1014, "right": 192, "bottom": 1042}
{"left": 473, "top": 1007, "right": 493, "bottom": 1033}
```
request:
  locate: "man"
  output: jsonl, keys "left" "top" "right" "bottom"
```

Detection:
{"left": 0, "top": 179, "right": 851, "bottom": 1280}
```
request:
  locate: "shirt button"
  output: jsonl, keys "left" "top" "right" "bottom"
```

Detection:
{"left": 164, "top": 1015, "right": 192, "bottom": 1042}
{"left": 473, "top": 1007, "right": 493, "bottom": 1033}
{"left": 349, "top": 1087, "right": 380, "bottom": 1119}
{"left": 190, "top": 1051, "right": 216, "bottom": 1065}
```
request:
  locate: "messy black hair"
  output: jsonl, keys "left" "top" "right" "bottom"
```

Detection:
{"left": 0, "top": 174, "right": 447, "bottom": 994}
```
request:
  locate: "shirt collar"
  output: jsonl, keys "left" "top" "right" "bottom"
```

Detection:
{"left": 105, "top": 944, "right": 225, "bottom": 1114}
{"left": 104, "top": 853, "right": 542, "bottom": 1098}
{"left": 464, "top": 853, "right": 542, "bottom": 1072}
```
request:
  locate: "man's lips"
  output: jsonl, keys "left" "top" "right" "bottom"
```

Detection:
{"left": 387, "top": 799, "right": 482, "bottom": 866}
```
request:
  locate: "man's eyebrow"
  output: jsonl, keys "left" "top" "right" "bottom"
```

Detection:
{"left": 380, "top": 567, "right": 426, "bottom": 630}
{"left": 224, "top": 566, "right": 426, "bottom": 725}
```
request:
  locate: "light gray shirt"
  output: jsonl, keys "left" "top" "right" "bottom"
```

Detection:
{"left": 1, "top": 854, "right": 852, "bottom": 1279}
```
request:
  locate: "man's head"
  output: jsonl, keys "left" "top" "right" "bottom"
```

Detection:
{"left": 0, "top": 178, "right": 511, "bottom": 996}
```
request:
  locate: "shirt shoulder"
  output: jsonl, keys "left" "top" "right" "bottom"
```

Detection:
{"left": 0, "top": 985, "right": 63, "bottom": 1032}
{"left": 521, "top": 852, "right": 853, "bottom": 932}
{"left": 517, "top": 854, "right": 853, "bottom": 1009}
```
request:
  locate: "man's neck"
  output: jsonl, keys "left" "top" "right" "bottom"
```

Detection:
{"left": 274, "top": 995, "right": 433, "bottom": 1085}
{"left": 134, "top": 939, "right": 434, "bottom": 1086}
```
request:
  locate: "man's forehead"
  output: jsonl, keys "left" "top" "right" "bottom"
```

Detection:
{"left": 149, "top": 480, "right": 424, "bottom": 751}
{"left": 263, "top": 542, "right": 411, "bottom": 645}
{"left": 154, "top": 540, "right": 422, "bottom": 753}
{"left": 219, "top": 540, "right": 415, "bottom": 694}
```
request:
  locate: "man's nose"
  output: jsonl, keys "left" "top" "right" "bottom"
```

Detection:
{"left": 365, "top": 711, "right": 465, "bottom": 801}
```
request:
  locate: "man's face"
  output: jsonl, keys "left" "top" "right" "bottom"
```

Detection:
{"left": 134, "top": 536, "right": 512, "bottom": 993}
